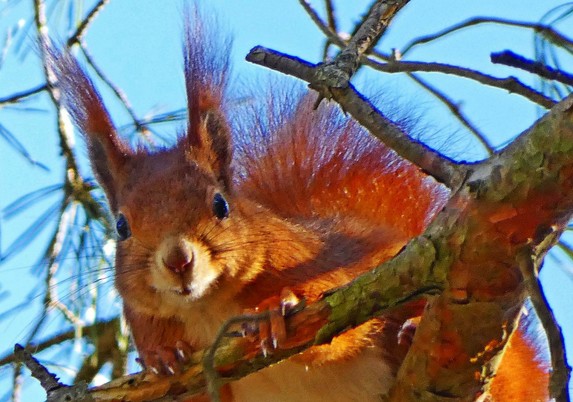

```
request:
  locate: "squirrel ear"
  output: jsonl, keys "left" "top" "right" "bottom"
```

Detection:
{"left": 190, "top": 110, "right": 232, "bottom": 188}
{"left": 48, "top": 47, "right": 131, "bottom": 211}
{"left": 183, "top": 15, "right": 232, "bottom": 188}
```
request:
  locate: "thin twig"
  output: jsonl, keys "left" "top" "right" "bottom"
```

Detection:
{"left": 407, "top": 73, "right": 495, "bottom": 155}
{"left": 203, "top": 312, "right": 272, "bottom": 402}
{"left": 299, "top": 0, "right": 345, "bottom": 48}
{"left": 0, "top": 84, "right": 47, "bottom": 106}
{"left": 34, "top": 0, "right": 80, "bottom": 174}
{"left": 14, "top": 344, "right": 61, "bottom": 392}
{"left": 15, "top": 345, "right": 93, "bottom": 402}
{"left": 367, "top": 59, "right": 557, "bottom": 109}
{"left": 491, "top": 50, "right": 573, "bottom": 87}
{"left": 321, "top": 0, "right": 338, "bottom": 60}
{"left": 400, "top": 17, "right": 573, "bottom": 56}
{"left": 79, "top": 44, "right": 146, "bottom": 134}
{"left": 324, "top": 0, "right": 337, "bottom": 34}
{"left": 67, "top": 0, "right": 110, "bottom": 47}
{"left": 246, "top": 46, "right": 466, "bottom": 188}
{"left": 11, "top": 365, "right": 22, "bottom": 402}
{"left": 298, "top": 2, "right": 556, "bottom": 110}
{"left": 0, "top": 318, "right": 119, "bottom": 367}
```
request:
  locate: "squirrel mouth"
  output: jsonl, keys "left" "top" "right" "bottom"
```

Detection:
{"left": 175, "top": 286, "right": 191, "bottom": 296}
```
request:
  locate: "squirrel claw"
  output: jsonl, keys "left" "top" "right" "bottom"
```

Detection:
{"left": 141, "top": 342, "right": 193, "bottom": 376}
{"left": 244, "top": 288, "right": 303, "bottom": 355}
{"left": 175, "top": 340, "right": 193, "bottom": 363}
{"left": 397, "top": 316, "right": 421, "bottom": 346}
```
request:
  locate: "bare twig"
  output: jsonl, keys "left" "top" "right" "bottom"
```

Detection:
{"left": 0, "top": 84, "right": 47, "bottom": 106}
{"left": 34, "top": 0, "right": 80, "bottom": 173}
{"left": 310, "top": 0, "right": 411, "bottom": 88}
{"left": 14, "top": 344, "right": 61, "bottom": 393}
{"left": 247, "top": 46, "right": 467, "bottom": 188}
{"left": 67, "top": 0, "right": 110, "bottom": 47}
{"left": 491, "top": 50, "right": 573, "bottom": 87}
{"left": 400, "top": 17, "right": 573, "bottom": 56}
{"left": 15, "top": 345, "right": 93, "bottom": 402}
{"left": 0, "top": 318, "right": 120, "bottom": 367}
{"left": 299, "top": 3, "right": 555, "bottom": 109}
{"left": 79, "top": 44, "right": 147, "bottom": 134}
{"left": 320, "top": 0, "right": 338, "bottom": 60}
{"left": 299, "top": 0, "right": 345, "bottom": 48}
{"left": 367, "top": 59, "right": 557, "bottom": 109}
{"left": 324, "top": 0, "right": 337, "bottom": 34}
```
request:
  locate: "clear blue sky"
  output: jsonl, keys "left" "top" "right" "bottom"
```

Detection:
{"left": 0, "top": 0, "right": 571, "bottom": 400}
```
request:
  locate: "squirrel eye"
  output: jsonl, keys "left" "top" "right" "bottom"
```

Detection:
{"left": 116, "top": 214, "right": 131, "bottom": 241}
{"left": 212, "top": 193, "right": 229, "bottom": 220}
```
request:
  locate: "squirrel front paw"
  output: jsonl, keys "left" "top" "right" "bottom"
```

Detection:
{"left": 242, "top": 288, "right": 304, "bottom": 356}
{"left": 138, "top": 340, "right": 194, "bottom": 376}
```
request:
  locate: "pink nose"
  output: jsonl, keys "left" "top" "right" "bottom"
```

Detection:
{"left": 163, "top": 245, "right": 193, "bottom": 274}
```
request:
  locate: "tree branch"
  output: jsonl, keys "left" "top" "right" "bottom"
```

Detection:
{"left": 307, "top": 0, "right": 410, "bottom": 88}
{"left": 400, "top": 17, "right": 573, "bottom": 56}
{"left": 491, "top": 50, "right": 573, "bottom": 86}
{"left": 67, "top": 0, "right": 110, "bottom": 47}
{"left": 367, "top": 59, "right": 557, "bottom": 109}
{"left": 24, "top": 237, "right": 443, "bottom": 401}
{"left": 246, "top": 46, "right": 467, "bottom": 189}
{"left": 0, "top": 318, "right": 120, "bottom": 367}
{"left": 0, "top": 84, "right": 47, "bottom": 106}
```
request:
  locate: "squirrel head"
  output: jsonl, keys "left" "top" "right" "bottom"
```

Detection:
{"left": 47, "top": 22, "right": 271, "bottom": 316}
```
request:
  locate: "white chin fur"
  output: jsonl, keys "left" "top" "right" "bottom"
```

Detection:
{"left": 152, "top": 239, "right": 220, "bottom": 302}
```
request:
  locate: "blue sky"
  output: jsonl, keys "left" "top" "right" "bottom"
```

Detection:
{"left": 0, "top": 0, "right": 572, "bottom": 400}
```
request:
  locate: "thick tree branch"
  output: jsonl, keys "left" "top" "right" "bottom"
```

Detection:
{"left": 387, "top": 95, "right": 573, "bottom": 401}
{"left": 24, "top": 238, "right": 443, "bottom": 401}
{"left": 25, "top": 94, "right": 573, "bottom": 400}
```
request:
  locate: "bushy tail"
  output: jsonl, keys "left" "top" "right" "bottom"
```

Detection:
{"left": 234, "top": 93, "right": 448, "bottom": 238}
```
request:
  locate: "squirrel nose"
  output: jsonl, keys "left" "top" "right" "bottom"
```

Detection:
{"left": 162, "top": 243, "right": 194, "bottom": 274}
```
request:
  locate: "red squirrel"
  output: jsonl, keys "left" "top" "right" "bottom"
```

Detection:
{"left": 49, "top": 18, "right": 549, "bottom": 402}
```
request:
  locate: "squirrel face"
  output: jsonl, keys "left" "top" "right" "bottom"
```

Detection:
{"left": 105, "top": 130, "right": 271, "bottom": 318}
{"left": 111, "top": 150, "right": 232, "bottom": 312}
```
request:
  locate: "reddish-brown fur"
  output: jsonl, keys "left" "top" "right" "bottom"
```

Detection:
{"left": 50, "top": 18, "right": 548, "bottom": 402}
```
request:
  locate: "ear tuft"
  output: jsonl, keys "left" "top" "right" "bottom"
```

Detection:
{"left": 182, "top": 11, "right": 233, "bottom": 187}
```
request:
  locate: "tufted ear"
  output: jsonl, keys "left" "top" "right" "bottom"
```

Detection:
{"left": 47, "top": 47, "right": 132, "bottom": 211}
{"left": 182, "top": 15, "right": 232, "bottom": 188}
{"left": 193, "top": 109, "right": 232, "bottom": 188}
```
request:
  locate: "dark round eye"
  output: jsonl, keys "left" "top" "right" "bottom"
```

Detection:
{"left": 116, "top": 214, "right": 131, "bottom": 241}
{"left": 212, "top": 193, "right": 229, "bottom": 220}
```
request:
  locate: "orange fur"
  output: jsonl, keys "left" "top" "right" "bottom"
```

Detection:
{"left": 487, "top": 317, "right": 549, "bottom": 401}
{"left": 50, "top": 18, "right": 549, "bottom": 402}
